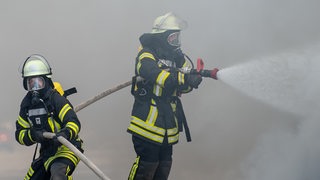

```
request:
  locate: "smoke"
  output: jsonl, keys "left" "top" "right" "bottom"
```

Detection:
{"left": 2, "top": 0, "right": 320, "bottom": 179}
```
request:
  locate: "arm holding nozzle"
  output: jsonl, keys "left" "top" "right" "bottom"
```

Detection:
{"left": 179, "top": 67, "right": 219, "bottom": 80}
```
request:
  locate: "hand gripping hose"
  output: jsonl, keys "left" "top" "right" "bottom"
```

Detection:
{"left": 43, "top": 132, "right": 111, "bottom": 180}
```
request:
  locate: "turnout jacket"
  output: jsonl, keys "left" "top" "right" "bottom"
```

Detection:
{"left": 15, "top": 89, "right": 82, "bottom": 169}
{"left": 127, "top": 39, "right": 194, "bottom": 145}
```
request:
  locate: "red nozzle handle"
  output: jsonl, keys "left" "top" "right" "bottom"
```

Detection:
{"left": 197, "top": 58, "right": 204, "bottom": 72}
{"left": 196, "top": 58, "right": 219, "bottom": 80}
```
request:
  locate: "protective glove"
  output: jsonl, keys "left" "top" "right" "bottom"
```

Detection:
{"left": 53, "top": 128, "right": 71, "bottom": 147}
{"left": 186, "top": 74, "right": 203, "bottom": 89}
{"left": 30, "top": 128, "right": 46, "bottom": 143}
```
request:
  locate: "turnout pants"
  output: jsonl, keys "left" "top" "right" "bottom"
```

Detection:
{"left": 128, "top": 136, "right": 173, "bottom": 180}
{"left": 24, "top": 157, "right": 76, "bottom": 180}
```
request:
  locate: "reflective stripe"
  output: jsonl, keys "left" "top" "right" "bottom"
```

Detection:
{"left": 168, "top": 133, "right": 179, "bottom": 144}
{"left": 24, "top": 166, "right": 34, "bottom": 180}
{"left": 137, "top": 52, "right": 155, "bottom": 74}
{"left": 128, "top": 124, "right": 164, "bottom": 143}
{"left": 167, "top": 127, "right": 178, "bottom": 136}
{"left": 28, "top": 108, "right": 46, "bottom": 116}
{"left": 147, "top": 99, "right": 158, "bottom": 125}
{"left": 27, "top": 129, "right": 35, "bottom": 143}
{"left": 48, "top": 117, "right": 61, "bottom": 132}
{"left": 44, "top": 146, "right": 79, "bottom": 170}
{"left": 128, "top": 156, "right": 140, "bottom": 180}
{"left": 153, "top": 84, "right": 162, "bottom": 96}
{"left": 182, "top": 60, "right": 188, "bottom": 68}
{"left": 18, "top": 129, "right": 27, "bottom": 145}
{"left": 66, "top": 122, "right": 79, "bottom": 136}
{"left": 59, "top": 104, "right": 72, "bottom": 122}
{"left": 131, "top": 116, "right": 165, "bottom": 135}
{"left": 138, "top": 52, "right": 155, "bottom": 61}
{"left": 156, "top": 70, "right": 170, "bottom": 87}
{"left": 18, "top": 116, "right": 30, "bottom": 128}
{"left": 137, "top": 61, "right": 142, "bottom": 74}
{"left": 178, "top": 72, "right": 185, "bottom": 85}
{"left": 153, "top": 70, "right": 170, "bottom": 96}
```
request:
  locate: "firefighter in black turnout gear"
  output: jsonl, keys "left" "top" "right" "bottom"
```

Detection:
{"left": 127, "top": 12, "right": 203, "bottom": 180}
{"left": 15, "top": 54, "right": 83, "bottom": 180}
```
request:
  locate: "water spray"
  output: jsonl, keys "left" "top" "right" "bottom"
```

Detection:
{"left": 216, "top": 45, "right": 320, "bottom": 116}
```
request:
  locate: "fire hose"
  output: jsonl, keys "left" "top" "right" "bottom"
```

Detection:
{"left": 74, "top": 58, "right": 219, "bottom": 112}
{"left": 43, "top": 132, "right": 111, "bottom": 180}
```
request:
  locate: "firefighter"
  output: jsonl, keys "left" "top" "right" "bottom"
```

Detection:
{"left": 15, "top": 54, "right": 83, "bottom": 180}
{"left": 127, "top": 12, "right": 214, "bottom": 180}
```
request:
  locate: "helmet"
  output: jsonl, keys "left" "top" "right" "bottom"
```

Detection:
{"left": 151, "top": 12, "right": 188, "bottom": 34}
{"left": 21, "top": 54, "right": 52, "bottom": 78}
{"left": 20, "top": 54, "right": 53, "bottom": 91}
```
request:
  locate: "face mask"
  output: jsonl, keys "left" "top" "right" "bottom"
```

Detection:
{"left": 167, "top": 31, "right": 181, "bottom": 47}
{"left": 27, "top": 76, "right": 45, "bottom": 91}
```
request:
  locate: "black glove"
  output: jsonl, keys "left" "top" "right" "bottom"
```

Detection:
{"left": 53, "top": 128, "right": 71, "bottom": 147}
{"left": 30, "top": 128, "right": 46, "bottom": 143}
{"left": 186, "top": 74, "right": 203, "bottom": 89}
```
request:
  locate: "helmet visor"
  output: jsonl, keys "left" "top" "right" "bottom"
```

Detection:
{"left": 27, "top": 76, "right": 45, "bottom": 91}
{"left": 167, "top": 31, "right": 181, "bottom": 47}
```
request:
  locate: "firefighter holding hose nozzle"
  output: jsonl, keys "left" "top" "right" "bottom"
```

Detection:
{"left": 127, "top": 12, "right": 219, "bottom": 180}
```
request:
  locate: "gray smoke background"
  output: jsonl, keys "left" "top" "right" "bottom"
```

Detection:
{"left": 1, "top": 0, "right": 320, "bottom": 179}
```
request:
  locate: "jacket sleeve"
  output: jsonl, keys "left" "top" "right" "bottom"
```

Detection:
{"left": 53, "top": 93, "right": 81, "bottom": 140}
{"left": 15, "top": 101, "right": 35, "bottom": 146}
{"left": 137, "top": 50, "right": 186, "bottom": 90}
{"left": 177, "top": 57, "right": 193, "bottom": 93}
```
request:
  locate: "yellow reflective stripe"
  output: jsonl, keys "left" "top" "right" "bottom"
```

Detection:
{"left": 168, "top": 133, "right": 179, "bottom": 144}
{"left": 59, "top": 104, "right": 72, "bottom": 122}
{"left": 56, "top": 152, "right": 79, "bottom": 165}
{"left": 137, "top": 61, "right": 142, "bottom": 74}
{"left": 138, "top": 52, "right": 155, "bottom": 61}
{"left": 153, "top": 84, "right": 162, "bottom": 96}
{"left": 27, "top": 166, "right": 34, "bottom": 177}
{"left": 171, "top": 102, "right": 177, "bottom": 112}
{"left": 156, "top": 70, "right": 170, "bottom": 87}
{"left": 137, "top": 52, "right": 155, "bottom": 74}
{"left": 167, "top": 127, "right": 178, "bottom": 136}
{"left": 131, "top": 116, "right": 165, "bottom": 135}
{"left": 18, "top": 116, "right": 30, "bottom": 128}
{"left": 28, "top": 129, "right": 36, "bottom": 143}
{"left": 24, "top": 166, "right": 34, "bottom": 179}
{"left": 66, "top": 166, "right": 71, "bottom": 176}
{"left": 18, "top": 129, "right": 27, "bottom": 145}
{"left": 147, "top": 99, "right": 158, "bottom": 125}
{"left": 128, "top": 124, "right": 164, "bottom": 143}
{"left": 48, "top": 117, "right": 61, "bottom": 132}
{"left": 44, "top": 146, "right": 79, "bottom": 170}
{"left": 178, "top": 72, "right": 185, "bottom": 85}
{"left": 128, "top": 156, "right": 140, "bottom": 180}
{"left": 66, "top": 122, "right": 79, "bottom": 135}
{"left": 182, "top": 60, "right": 188, "bottom": 68}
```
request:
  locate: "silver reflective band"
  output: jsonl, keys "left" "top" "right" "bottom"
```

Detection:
{"left": 27, "top": 76, "right": 45, "bottom": 91}
{"left": 28, "top": 108, "right": 47, "bottom": 116}
{"left": 167, "top": 32, "right": 181, "bottom": 47}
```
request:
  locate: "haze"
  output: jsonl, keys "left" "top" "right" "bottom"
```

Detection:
{"left": 1, "top": 0, "right": 320, "bottom": 179}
